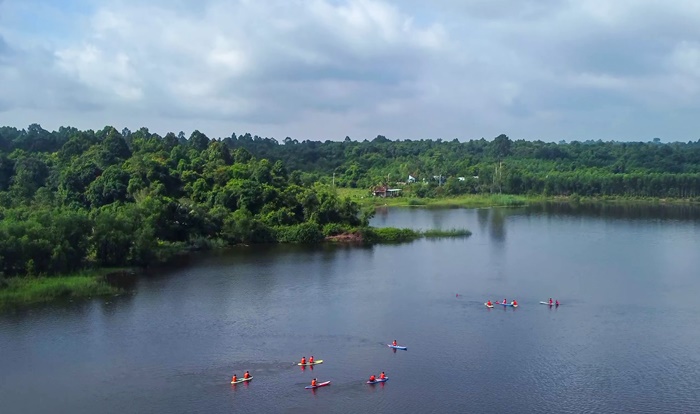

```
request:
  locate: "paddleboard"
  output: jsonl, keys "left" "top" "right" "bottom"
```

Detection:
{"left": 305, "top": 381, "right": 331, "bottom": 389}
{"left": 231, "top": 377, "right": 253, "bottom": 384}
{"left": 297, "top": 359, "right": 323, "bottom": 366}
{"left": 387, "top": 344, "right": 407, "bottom": 350}
{"left": 367, "top": 377, "right": 389, "bottom": 384}
{"left": 484, "top": 303, "right": 494, "bottom": 308}
{"left": 540, "top": 301, "right": 559, "bottom": 306}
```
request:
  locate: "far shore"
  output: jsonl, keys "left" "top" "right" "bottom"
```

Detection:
{"left": 335, "top": 188, "right": 700, "bottom": 208}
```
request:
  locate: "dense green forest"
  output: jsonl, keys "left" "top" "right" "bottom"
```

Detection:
{"left": 1, "top": 124, "right": 698, "bottom": 279}
{"left": 222, "top": 133, "right": 700, "bottom": 198}
{"left": 0, "top": 124, "right": 368, "bottom": 278}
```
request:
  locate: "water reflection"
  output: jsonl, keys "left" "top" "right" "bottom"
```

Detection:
{"left": 489, "top": 208, "right": 506, "bottom": 244}
{"left": 476, "top": 208, "right": 490, "bottom": 234}
{"left": 529, "top": 202, "right": 700, "bottom": 221}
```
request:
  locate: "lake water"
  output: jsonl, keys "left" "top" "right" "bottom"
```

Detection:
{"left": 2, "top": 203, "right": 700, "bottom": 413}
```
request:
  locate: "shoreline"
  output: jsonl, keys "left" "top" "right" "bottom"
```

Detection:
{"left": 0, "top": 225, "right": 474, "bottom": 310}
{"left": 335, "top": 188, "right": 700, "bottom": 208}
{"left": 3, "top": 193, "right": 695, "bottom": 311}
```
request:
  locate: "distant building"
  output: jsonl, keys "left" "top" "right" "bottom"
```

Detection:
{"left": 458, "top": 177, "right": 466, "bottom": 181}
{"left": 372, "top": 186, "right": 402, "bottom": 197}
{"left": 407, "top": 175, "right": 416, "bottom": 183}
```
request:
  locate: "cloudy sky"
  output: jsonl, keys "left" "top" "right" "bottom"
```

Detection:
{"left": 1, "top": 0, "right": 700, "bottom": 142}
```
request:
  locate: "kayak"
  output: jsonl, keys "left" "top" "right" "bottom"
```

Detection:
{"left": 540, "top": 301, "right": 560, "bottom": 306}
{"left": 367, "top": 377, "right": 389, "bottom": 384}
{"left": 297, "top": 359, "right": 323, "bottom": 366}
{"left": 484, "top": 303, "right": 494, "bottom": 308}
{"left": 387, "top": 344, "right": 407, "bottom": 350}
{"left": 499, "top": 303, "right": 514, "bottom": 307}
{"left": 231, "top": 377, "right": 253, "bottom": 384}
{"left": 305, "top": 380, "right": 331, "bottom": 389}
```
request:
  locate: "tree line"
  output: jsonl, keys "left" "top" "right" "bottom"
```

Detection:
{"left": 217, "top": 132, "right": 700, "bottom": 198}
{"left": 2, "top": 124, "right": 699, "bottom": 277}
{"left": 0, "top": 125, "right": 367, "bottom": 278}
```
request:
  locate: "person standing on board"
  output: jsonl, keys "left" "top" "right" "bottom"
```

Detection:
{"left": 392, "top": 340, "right": 398, "bottom": 346}
{"left": 311, "top": 378, "right": 317, "bottom": 387}
{"left": 549, "top": 298, "right": 553, "bottom": 305}
{"left": 555, "top": 300, "right": 560, "bottom": 306}
{"left": 244, "top": 371, "right": 251, "bottom": 379}
{"left": 380, "top": 372, "right": 386, "bottom": 380}
{"left": 300, "top": 357, "right": 306, "bottom": 365}
{"left": 503, "top": 298, "right": 507, "bottom": 304}
{"left": 309, "top": 356, "right": 314, "bottom": 364}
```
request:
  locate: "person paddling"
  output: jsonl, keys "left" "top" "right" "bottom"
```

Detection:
{"left": 311, "top": 378, "right": 317, "bottom": 387}
{"left": 392, "top": 340, "right": 397, "bottom": 346}
{"left": 369, "top": 374, "right": 376, "bottom": 382}
{"left": 300, "top": 357, "right": 306, "bottom": 365}
{"left": 244, "top": 371, "right": 251, "bottom": 379}
{"left": 379, "top": 372, "right": 386, "bottom": 380}
{"left": 309, "top": 356, "right": 314, "bottom": 364}
{"left": 231, "top": 374, "right": 238, "bottom": 383}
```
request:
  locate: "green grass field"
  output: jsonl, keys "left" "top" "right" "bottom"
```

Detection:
{"left": 335, "top": 187, "right": 539, "bottom": 208}
{"left": 335, "top": 188, "right": 699, "bottom": 208}
{"left": 0, "top": 270, "right": 123, "bottom": 309}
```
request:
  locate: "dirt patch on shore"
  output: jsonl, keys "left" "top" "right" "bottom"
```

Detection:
{"left": 325, "top": 232, "right": 363, "bottom": 243}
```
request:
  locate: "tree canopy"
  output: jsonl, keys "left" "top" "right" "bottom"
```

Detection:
{"left": 0, "top": 125, "right": 362, "bottom": 278}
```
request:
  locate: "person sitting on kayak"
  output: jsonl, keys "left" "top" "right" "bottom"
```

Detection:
{"left": 309, "top": 356, "right": 314, "bottom": 364}
{"left": 244, "top": 371, "right": 251, "bottom": 379}
{"left": 512, "top": 299, "right": 518, "bottom": 306}
{"left": 369, "top": 374, "right": 376, "bottom": 382}
{"left": 300, "top": 357, "right": 306, "bottom": 365}
{"left": 231, "top": 374, "right": 238, "bottom": 383}
{"left": 380, "top": 372, "right": 386, "bottom": 380}
{"left": 311, "top": 378, "right": 317, "bottom": 387}
{"left": 487, "top": 300, "right": 492, "bottom": 306}
{"left": 392, "top": 340, "right": 397, "bottom": 346}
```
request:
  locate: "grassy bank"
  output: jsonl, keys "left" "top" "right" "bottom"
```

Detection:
{"left": 360, "top": 227, "right": 472, "bottom": 243}
{"left": 0, "top": 270, "right": 125, "bottom": 310}
{"left": 336, "top": 187, "right": 700, "bottom": 208}
{"left": 336, "top": 188, "right": 540, "bottom": 208}
{"left": 421, "top": 229, "right": 472, "bottom": 238}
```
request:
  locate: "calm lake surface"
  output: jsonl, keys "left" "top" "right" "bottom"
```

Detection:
{"left": 2, "top": 203, "right": 700, "bottom": 413}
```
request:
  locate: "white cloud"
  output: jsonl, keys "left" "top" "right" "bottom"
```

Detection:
{"left": 1, "top": 0, "right": 700, "bottom": 141}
